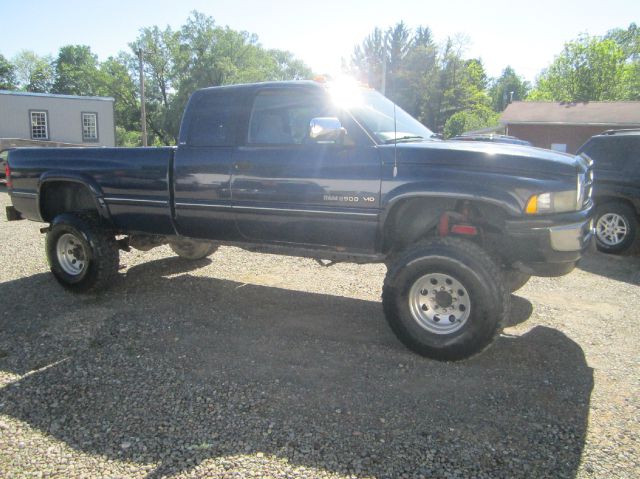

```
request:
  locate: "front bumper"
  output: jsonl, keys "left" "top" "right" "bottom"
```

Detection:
{"left": 502, "top": 207, "right": 594, "bottom": 277}
{"left": 548, "top": 220, "right": 594, "bottom": 252}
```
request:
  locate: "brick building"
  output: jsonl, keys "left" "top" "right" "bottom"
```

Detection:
{"left": 500, "top": 101, "right": 640, "bottom": 154}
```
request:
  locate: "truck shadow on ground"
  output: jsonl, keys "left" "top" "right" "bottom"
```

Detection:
{"left": 0, "top": 257, "right": 593, "bottom": 478}
{"left": 577, "top": 250, "right": 640, "bottom": 286}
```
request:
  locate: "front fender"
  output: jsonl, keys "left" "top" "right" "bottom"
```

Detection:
{"left": 380, "top": 179, "right": 524, "bottom": 228}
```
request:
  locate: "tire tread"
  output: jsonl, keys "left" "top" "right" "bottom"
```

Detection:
{"left": 46, "top": 213, "right": 119, "bottom": 293}
{"left": 382, "top": 237, "right": 509, "bottom": 360}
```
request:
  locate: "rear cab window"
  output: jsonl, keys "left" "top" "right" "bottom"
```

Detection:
{"left": 182, "top": 89, "right": 241, "bottom": 147}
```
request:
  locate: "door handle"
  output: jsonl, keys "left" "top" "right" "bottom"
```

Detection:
{"left": 233, "top": 161, "right": 250, "bottom": 171}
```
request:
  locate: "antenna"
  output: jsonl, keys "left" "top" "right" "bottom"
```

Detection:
{"left": 393, "top": 101, "right": 398, "bottom": 178}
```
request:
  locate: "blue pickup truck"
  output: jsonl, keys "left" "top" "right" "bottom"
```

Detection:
{"left": 5, "top": 80, "right": 594, "bottom": 360}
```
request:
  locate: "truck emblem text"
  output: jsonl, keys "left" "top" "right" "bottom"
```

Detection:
{"left": 324, "top": 195, "right": 376, "bottom": 203}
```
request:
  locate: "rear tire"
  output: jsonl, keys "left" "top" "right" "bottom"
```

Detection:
{"left": 595, "top": 202, "right": 638, "bottom": 254}
{"left": 169, "top": 239, "right": 218, "bottom": 260}
{"left": 46, "top": 213, "right": 119, "bottom": 293}
{"left": 382, "top": 238, "right": 509, "bottom": 361}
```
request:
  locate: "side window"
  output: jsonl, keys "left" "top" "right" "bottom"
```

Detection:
{"left": 248, "top": 89, "right": 333, "bottom": 145}
{"left": 624, "top": 137, "right": 640, "bottom": 170}
{"left": 187, "top": 91, "right": 238, "bottom": 147}
{"left": 584, "top": 137, "right": 635, "bottom": 170}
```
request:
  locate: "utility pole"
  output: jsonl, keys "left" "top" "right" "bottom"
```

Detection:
{"left": 381, "top": 58, "right": 387, "bottom": 96}
{"left": 137, "top": 49, "right": 148, "bottom": 147}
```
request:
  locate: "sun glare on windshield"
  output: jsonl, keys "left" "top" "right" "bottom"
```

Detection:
{"left": 327, "top": 76, "right": 366, "bottom": 109}
{"left": 325, "top": 77, "right": 435, "bottom": 144}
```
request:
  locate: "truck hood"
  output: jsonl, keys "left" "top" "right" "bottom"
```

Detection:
{"left": 390, "top": 140, "right": 580, "bottom": 177}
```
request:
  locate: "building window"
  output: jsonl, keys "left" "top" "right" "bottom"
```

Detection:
{"left": 30, "top": 111, "right": 49, "bottom": 140}
{"left": 82, "top": 112, "right": 98, "bottom": 142}
{"left": 551, "top": 143, "right": 567, "bottom": 153}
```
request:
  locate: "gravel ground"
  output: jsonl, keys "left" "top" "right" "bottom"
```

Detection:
{"left": 0, "top": 187, "right": 639, "bottom": 479}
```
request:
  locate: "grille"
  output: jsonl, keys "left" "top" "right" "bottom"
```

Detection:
{"left": 578, "top": 162, "right": 594, "bottom": 209}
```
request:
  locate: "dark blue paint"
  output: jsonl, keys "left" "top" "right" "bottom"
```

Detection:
{"left": 7, "top": 80, "right": 591, "bottom": 268}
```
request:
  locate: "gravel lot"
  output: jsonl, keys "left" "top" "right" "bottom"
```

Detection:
{"left": 0, "top": 187, "right": 639, "bottom": 479}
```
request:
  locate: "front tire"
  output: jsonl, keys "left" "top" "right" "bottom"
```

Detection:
{"left": 595, "top": 202, "right": 638, "bottom": 254}
{"left": 46, "top": 213, "right": 119, "bottom": 293}
{"left": 382, "top": 238, "right": 509, "bottom": 361}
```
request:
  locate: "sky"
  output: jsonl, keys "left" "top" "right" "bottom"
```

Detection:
{"left": 1, "top": 0, "right": 638, "bottom": 82}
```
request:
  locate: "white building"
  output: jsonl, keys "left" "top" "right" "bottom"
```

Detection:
{"left": 0, "top": 90, "right": 115, "bottom": 148}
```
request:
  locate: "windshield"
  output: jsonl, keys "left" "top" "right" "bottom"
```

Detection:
{"left": 327, "top": 82, "right": 434, "bottom": 144}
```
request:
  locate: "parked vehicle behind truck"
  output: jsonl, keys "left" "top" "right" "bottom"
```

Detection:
{"left": 577, "top": 129, "right": 640, "bottom": 254}
{"left": 5, "top": 80, "right": 594, "bottom": 360}
{"left": 0, "top": 150, "right": 8, "bottom": 181}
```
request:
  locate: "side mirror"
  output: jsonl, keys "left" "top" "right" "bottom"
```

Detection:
{"left": 309, "top": 117, "right": 346, "bottom": 144}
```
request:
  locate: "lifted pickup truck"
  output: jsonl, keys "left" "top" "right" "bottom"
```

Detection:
{"left": 5, "top": 80, "right": 594, "bottom": 360}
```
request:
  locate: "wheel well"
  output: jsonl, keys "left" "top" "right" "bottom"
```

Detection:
{"left": 381, "top": 197, "right": 510, "bottom": 254}
{"left": 595, "top": 196, "right": 640, "bottom": 218}
{"left": 40, "top": 182, "right": 98, "bottom": 222}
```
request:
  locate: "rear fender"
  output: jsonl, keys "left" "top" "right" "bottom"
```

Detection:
{"left": 38, "top": 172, "right": 111, "bottom": 222}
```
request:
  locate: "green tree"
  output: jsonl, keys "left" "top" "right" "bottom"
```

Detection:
{"left": 350, "top": 24, "right": 452, "bottom": 131}
{"left": 385, "top": 22, "right": 412, "bottom": 97}
{"left": 267, "top": 49, "right": 312, "bottom": 81}
{"left": 621, "top": 61, "right": 640, "bottom": 100}
{"left": 394, "top": 27, "right": 438, "bottom": 123}
{"left": 489, "top": 66, "right": 530, "bottom": 111}
{"left": 606, "top": 23, "right": 639, "bottom": 61}
{"left": 0, "top": 54, "right": 16, "bottom": 90}
{"left": 436, "top": 47, "right": 492, "bottom": 131}
{"left": 529, "top": 35, "right": 626, "bottom": 101}
{"left": 443, "top": 107, "right": 499, "bottom": 138}
{"left": 51, "top": 45, "right": 100, "bottom": 96}
{"left": 350, "top": 27, "right": 386, "bottom": 90}
{"left": 115, "top": 126, "right": 142, "bottom": 147}
{"left": 606, "top": 23, "right": 640, "bottom": 100}
{"left": 130, "top": 24, "right": 180, "bottom": 144}
{"left": 130, "top": 11, "right": 312, "bottom": 144}
{"left": 438, "top": 56, "right": 497, "bottom": 136}
{"left": 96, "top": 54, "right": 141, "bottom": 137}
{"left": 349, "top": 26, "right": 494, "bottom": 133}
{"left": 12, "top": 50, "right": 54, "bottom": 92}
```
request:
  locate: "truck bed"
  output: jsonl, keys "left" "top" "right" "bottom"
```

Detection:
{"left": 8, "top": 147, "right": 176, "bottom": 235}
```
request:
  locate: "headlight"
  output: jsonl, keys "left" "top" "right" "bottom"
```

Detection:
{"left": 525, "top": 190, "right": 578, "bottom": 214}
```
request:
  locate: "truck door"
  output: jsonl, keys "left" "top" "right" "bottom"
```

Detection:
{"left": 231, "top": 87, "right": 381, "bottom": 252}
{"left": 173, "top": 89, "right": 242, "bottom": 240}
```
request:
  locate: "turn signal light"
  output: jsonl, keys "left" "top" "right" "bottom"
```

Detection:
{"left": 451, "top": 224, "right": 478, "bottom": 236}
{"left": 4, "top": 163, "right": 10, "bottom": 189}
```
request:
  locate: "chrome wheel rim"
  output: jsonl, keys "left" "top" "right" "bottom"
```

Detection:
{"left": 57, "top": 233, "right": 87, "bottom": 276}
{"left": 596, "top": 213, "right": 628, "bottom": 246}
{"left": 409, "top": 273, "right": 471, "bottom": 335}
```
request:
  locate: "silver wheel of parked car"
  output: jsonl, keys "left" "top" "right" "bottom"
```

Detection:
{"left": 596, "top": 213, "right": 628, "bottom": 247}
{"left": 57, "top": 233, "right": 88, "bottom": 276}
{"left": 594, "top": 202, "right": 638, "bottom": 255}
{"left": 408, "top": 272, "right": 471, "bottom": 335}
